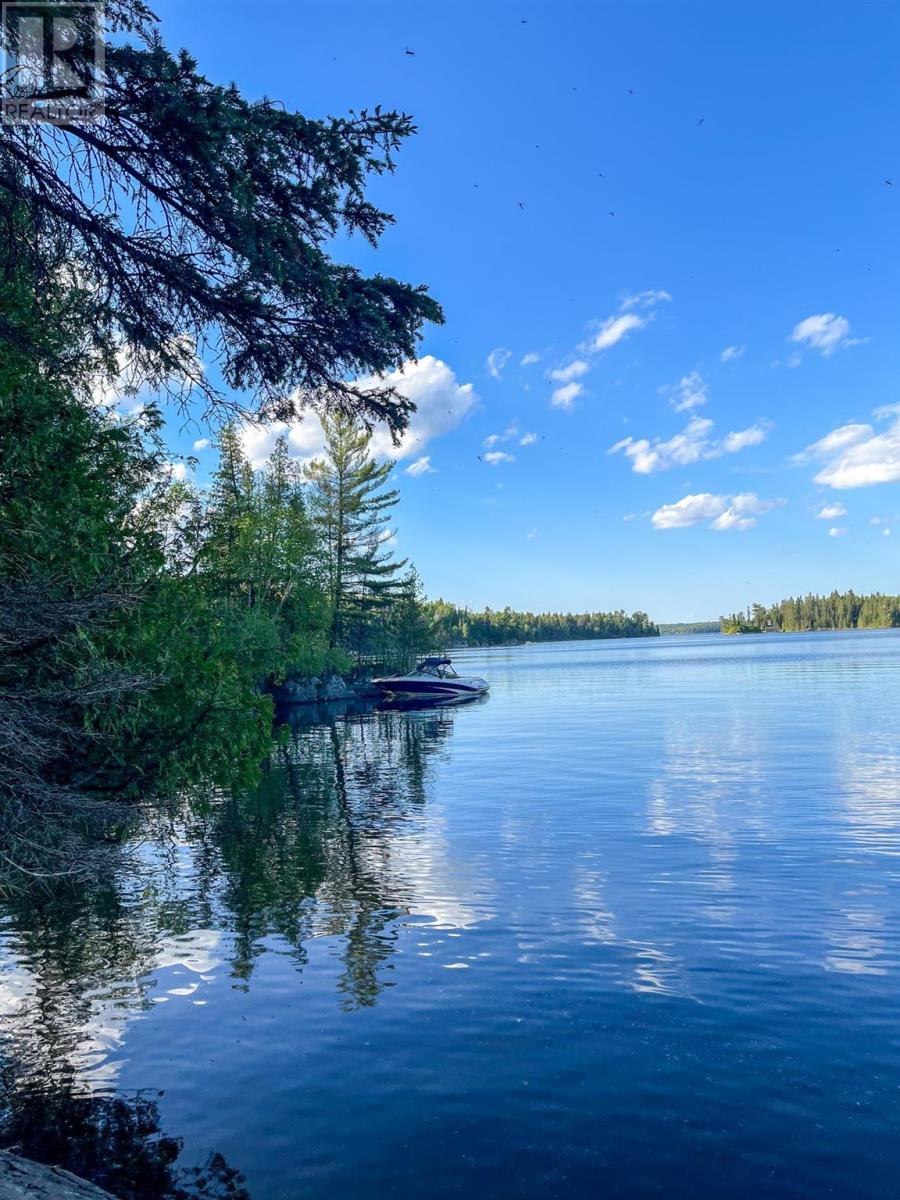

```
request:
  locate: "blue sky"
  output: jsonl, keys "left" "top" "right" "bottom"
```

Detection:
{"left": 151, "top": 0, "right": 899, "bottom": 622}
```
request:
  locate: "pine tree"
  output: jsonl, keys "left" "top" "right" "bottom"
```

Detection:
{"left": 305, "top": 413, "right": 407, "bottom": 652}
{"left": 203, "top": 424, "right": 255, "bottom": 602}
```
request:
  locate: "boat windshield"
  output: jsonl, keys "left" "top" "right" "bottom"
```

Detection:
{"left": 416, "top": 660, "right": 459, "bottom": 679}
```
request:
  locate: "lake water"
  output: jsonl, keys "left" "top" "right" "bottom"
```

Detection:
{"left": 3, "top": 631, "right": 900, "bottom": 1199}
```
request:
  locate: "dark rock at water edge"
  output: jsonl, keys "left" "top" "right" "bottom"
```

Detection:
{"left": 268, "top": 674, "right": 382, "bottom": 705}
{"left": 0, "top": 1153, "right": 116, "bottom": 1200}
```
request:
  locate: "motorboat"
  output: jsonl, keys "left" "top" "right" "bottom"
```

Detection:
{"left": 372, "top": 656, "right": 489, "bottom": 702}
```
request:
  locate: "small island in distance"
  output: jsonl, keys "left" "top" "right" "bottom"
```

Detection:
{"left": 721, "top": 590, "right": 900, "bottom": 634}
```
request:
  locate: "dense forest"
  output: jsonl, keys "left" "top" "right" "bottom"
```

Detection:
{"left": 426, "top": 602, "right": 659, "bottom": 646}
{"left": 0, "top": 0, "right": 444, "bottom": 880}
{"left": 721, "top": 591, "right": 900, "bottom": 634}
{"left": 0, "top": 271, "right": 434, "bottom": 875}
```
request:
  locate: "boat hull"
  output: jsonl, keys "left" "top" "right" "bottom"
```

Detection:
{"left": 372, "top": 676, "right": 488, "bottom": 701}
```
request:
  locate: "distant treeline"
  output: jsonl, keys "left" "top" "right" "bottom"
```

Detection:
{"left": 658, "top": 621, "right": 721, "bottom": 635}
{"left": 425, "top": 601, "right": 660, "bottom": 646}
{"left": 722, "top": 590, "right": 900, "bottom": 634}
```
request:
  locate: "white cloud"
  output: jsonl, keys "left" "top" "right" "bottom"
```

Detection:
{"left": 793, "top": 423, "right": 874, "bottom": 464}
{"left": 241, "top": 356, "right": 476, "bottom": 468}
{"left": 609, "top": 416, "right": 713, "bottom": 473}
{"left": 484, "top": 450, "right": 515, "bottom": 466}
{"left": 798, "top": 409, "right": 900, "bottom": 489}
{"left": 166, "top": 462, "right": 188, "bottom": 482}
{"left": 241, "top": 410, "right": 326, "bottom": 469}
{"left": 549, "top": 359, "right": 590, "bottom": 383}
{"left": 815, "top": 502, "right": 847, "bottom": 520}
{"left": 619, "top": 289, "right": 672, "bottom": 310}
{"left": 828, "top": 526, "right": 847, "bottom": 538}
{"left": 544, "top": 290, "right": 669, "bottom": 401}
{"left": 722, "top": 425, "right": 769, "bottom": 453}
{"left": 670, "top": 370, "right": 708, "bottom": 413}
{"left": 193, "top": 437, "right": 210, "bottom": 451}
{"left": 484, "top": 424, "right": 522, "bottom": 449}
{"left": 486, "top": 347, "right": 512, "bottom": 379}
{"left": 711, "top": 508, "right": 757, "bottom": 531}
{"left": 405, "top": 455, "right": 435, "bottom": 477}
{"left": 788, "top": 313, "right": 862, "bottom": 358}
{"left": 582, "top": 312, "right": 645, "bottom": 355}
{"left": 519, "top": 432, "right": 538, "bottom": 446}
{"left": 609, "top": 416, "right": 770, "bottom": 474}
{"left": 356, "top": 357, "right": 479, "bottom": 461}
{"left": 526, "top": 529, "right": 539, "bottom": 539}
{"left": 720, "top": 345, "right": 745, "bottom": 362}
{"left": 551, "top": 381, "right": 584, "bottom": 410}
{"left": 884, "top": 528, "right": 892, "bottom": 537}
{"left": 652, "top": 491, "right": 782, "bottom": 531}
{"left": 520, "top": 352, "right": 540, "bottom": 366}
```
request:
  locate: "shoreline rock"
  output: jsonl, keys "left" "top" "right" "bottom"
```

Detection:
{"left": 0, "top": 1152, "right": 116, "bottom": 1200}
{"left": 268, "top": 674, "right": 382, "bottom": 706}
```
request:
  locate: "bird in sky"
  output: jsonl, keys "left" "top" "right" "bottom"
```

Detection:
{"left": 404, "top": 47, "right": 415, "bottom": 56}
{"left": 698, "top": 117, "right": 704, "bottom": 126}
{"left": 609, "top": 211, "right": 616, "bottom": 217}
{"left": 885, "top": 178, "right": 893, "bottom": 186}
{"left": 518, "top": 201, "right": 525, "bottom": 210}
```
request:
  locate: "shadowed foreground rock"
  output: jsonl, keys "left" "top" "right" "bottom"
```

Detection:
{"left": 0, "top": 1153, "right": 115, "bottom": 1200}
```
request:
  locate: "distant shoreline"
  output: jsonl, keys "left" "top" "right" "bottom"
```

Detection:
{"left": 445, "top": 624, "right": 900, "bottom": 652}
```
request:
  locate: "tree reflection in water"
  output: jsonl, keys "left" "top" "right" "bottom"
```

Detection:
{"left": 0, "top": 1072, "right": 249, "bottom": 1199}
{"left": 0, "top": 698, "right": 465, "bottom": 1196}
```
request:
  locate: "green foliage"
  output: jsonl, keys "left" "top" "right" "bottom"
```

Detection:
{"left": 720, "top": 614, "right": 762, "bottom": 635}
{"left": 0, "top": 255, "right": 176, "bottom": 873}
{"left": 358, "top": 568, "right": 438, "bottom": 673}
{"left": 426, "top": 601, "right": 659, "bottom": 646}
{"left": 0, "top": 266, "right": 167, "bottom": 592}
{"left": 195, "top": 427, "right": 336, "bottom": 676}
{"left": 721, "top": 591, "right": 900, "bottom": 634}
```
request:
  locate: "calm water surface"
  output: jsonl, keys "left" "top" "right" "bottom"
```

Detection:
{"left": 3, "top": 631, "right": 900, "bottom": 1198}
